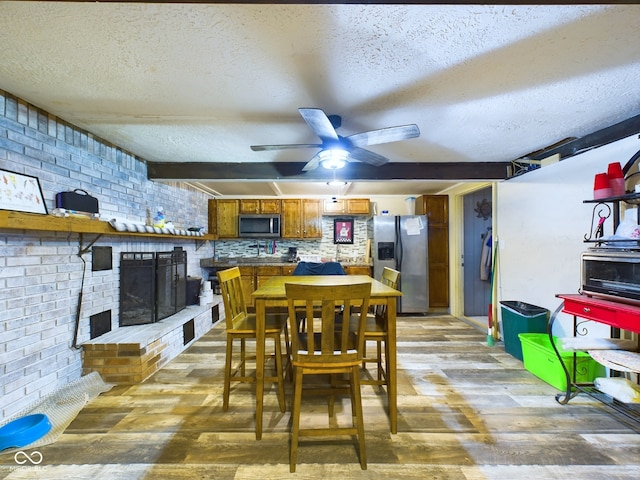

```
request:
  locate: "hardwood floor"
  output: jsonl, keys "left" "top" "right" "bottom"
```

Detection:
{"left": 1, "top": 315, "right": 639, "bottom": 479}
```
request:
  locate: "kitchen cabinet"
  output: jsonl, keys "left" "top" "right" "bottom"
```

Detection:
{"left": 256, "top": 266, "right": 282, "bottom": 289}
{"left": 322, "top": 198, "right": 370, "bottom": 215}
{"left": 344, "top": 265, "right": 371, "bottom": 276}
{"left": 281, "top": 199, "right": 302, "bottom": 238}
{"left": 282, "top": 265, "right": 296, "bottom": 275}
{"left": 239, "top": 199, "right": 281, "bottom": 214}
{"left": 302, "top": 199, "right": 322, "bottom": 238}
{"left": 415, "top": 195, "right": 449, "bottom": 308}
{"left": 282, "top": 199, "right": 322, "bottom": 239}
{"left": 207, "top": 199, "right": 218, "bottom": 237}
{"left": 213, "top": 199, "right": 239, "bottom": 239}
{"left": 239, "top": 266, "right": 255, "bottom": 307}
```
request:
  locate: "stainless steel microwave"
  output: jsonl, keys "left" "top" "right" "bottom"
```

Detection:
{"left": 238, "top": 214, "right": 281, "bottom": 238}
{"left": 581, "top": 250, "right": 640, "bottom": 306}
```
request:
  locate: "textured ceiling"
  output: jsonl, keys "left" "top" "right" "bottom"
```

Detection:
{"left": 1, "top": 2, "right": 639, "bottom": 197}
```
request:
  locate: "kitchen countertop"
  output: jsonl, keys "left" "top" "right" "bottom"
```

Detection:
{"left": 200, "top": 257, "right": 372, "bottom": 269}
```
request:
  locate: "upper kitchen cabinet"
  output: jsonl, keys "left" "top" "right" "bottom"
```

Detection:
{"left": 239, "top": 199, "right": 281, "bottom": 214}
{"left": 208, "top": 199, "right": 239, "bottom": 239}
{"left": 322, "top": 198, "right": 370, "bottom": 215}
{"left": 415, "top": 195, "right": 450, "bottom": 309}
{"left": 282, "top": 199, "right": 322, "bottom": 239}
{"left": 302, "top": 199, "right": 322, "bottom": 237}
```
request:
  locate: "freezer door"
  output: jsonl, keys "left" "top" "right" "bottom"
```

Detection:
{"left": 372, "top": 216, "right": 398, "bottom": 280}
{"left": 398, "top": 216, "right": 429, "bottom": 313}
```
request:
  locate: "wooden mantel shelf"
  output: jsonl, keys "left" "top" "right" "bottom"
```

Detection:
{"left": 0, "top": 210, "right": 215, "bottom": 240}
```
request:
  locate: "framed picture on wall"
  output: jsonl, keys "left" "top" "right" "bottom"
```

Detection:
{"left": 0, "top": 169, "right": 48, "bottom": 214}
{"left": 333, "top": 218, "right": 354, "bottom": 244}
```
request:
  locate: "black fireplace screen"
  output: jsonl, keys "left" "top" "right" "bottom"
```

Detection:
{"left": 119, "top": 249, "right": 187, "bottom": 326}
{"left": 156, "top": 250, "right": 187, "bottom": 322}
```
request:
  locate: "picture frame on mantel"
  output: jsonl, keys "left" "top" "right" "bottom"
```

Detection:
{"left": 333, "top": 218, "right": 354, "bottom": 244}
{"left": 0, "top": 169, "right": 48, "bottom": 214}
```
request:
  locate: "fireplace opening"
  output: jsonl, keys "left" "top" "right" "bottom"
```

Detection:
{"left": 119, "top": 248, "right": 187, "bottom": 326}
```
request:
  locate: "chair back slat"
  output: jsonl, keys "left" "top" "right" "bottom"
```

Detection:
{"left": 375, "top": 267, "right": 400, "bottom": 318}
{"left": 217, "top": 267, "right": 249, "bottom": 329}
{"left": 285, "top": 282, "right": 371, "bottom": 365}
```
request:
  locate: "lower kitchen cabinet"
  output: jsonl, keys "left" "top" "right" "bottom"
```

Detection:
{"left": 282, "top": 265, "right": 296, "bottom": 275}
{"left": 239, "top": 266, "right": 255, "bottom": 307}
{"left": 344, "top": 265, "right": 372, "bottom": 276}
{"left": 256, "top": 266, "right": 282, "bottom": 288}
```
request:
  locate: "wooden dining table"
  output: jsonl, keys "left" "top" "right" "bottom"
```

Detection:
{"left": 251, "top": 274, "right": 402, "bottom": 440}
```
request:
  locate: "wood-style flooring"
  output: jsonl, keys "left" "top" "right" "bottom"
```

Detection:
{"left": 1, "top": 315, "right": 639, "bottom": 479}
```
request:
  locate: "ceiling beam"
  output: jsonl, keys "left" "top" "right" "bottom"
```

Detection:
{"left": 24, "top": 1, "right": 637, "bottom": 4}
{"left": 147, "top": 161, "right": 510, "bottom": 182}
{"left": 526, "top": 113, "right": 640, "bottom": 160}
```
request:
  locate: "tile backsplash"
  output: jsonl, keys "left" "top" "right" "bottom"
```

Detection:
{"left": 212, "top": 217, "right": 370, "bottom": 261}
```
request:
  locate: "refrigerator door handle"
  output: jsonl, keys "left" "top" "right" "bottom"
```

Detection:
{"left": 395, "top": 216, "right": 403, "bottom": 271}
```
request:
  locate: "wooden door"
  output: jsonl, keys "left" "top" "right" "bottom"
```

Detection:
{"left": 207, "top": 199, "right": 218, "bottom": 237}
{"left": 282, "top": 199, "right": 301, "bottom": 238}
{"left": 260, "top": 199, "right": 281, "bottom": 214}
{"left": 323, "top": 199, "right": 345, "bottom": 214}
{"left": 463, "top": 188, "right": 491, "bottom": 316}
{"left": 347, "top": 198, "right": 370, "bottom": 215}
{"left": 417, "top": 195, "right": 450, "bottom": 308}
{"left": 239, "top": 266, "right": 255, "bottom": 307}
{"left": 302, "top": 199, "right": 322, "bottom": 238}
{"left": 217, "top": 199, "right": 239, "bottom": 238}
{"left": 344, "top": 266, "right": 371, "bottom": 276}
{"left": 239, "top": 199, "right": 260, "bottom": 214}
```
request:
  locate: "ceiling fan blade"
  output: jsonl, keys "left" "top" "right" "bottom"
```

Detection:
{"left": 346, "top": 124, "right": 420, "bottom": 148}
{"left": 299, "top": 108, "right": 339, "bottom": 143}
{"left": 348, "top": 147, "right": 390, "bottom": 167}
{"left": 250, "top": 143, "right": 321, "bottom": 151}
{"left": 301, "top": 152, "right": 323, "bottom": 172}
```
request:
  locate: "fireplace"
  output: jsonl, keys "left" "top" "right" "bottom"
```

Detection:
{"left": 119, "top": 248, "right": 187, "bottom": 326}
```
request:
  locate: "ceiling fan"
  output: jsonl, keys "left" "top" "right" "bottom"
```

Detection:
{"left": 250, "top": 108, "right": 420, "bottom": 171}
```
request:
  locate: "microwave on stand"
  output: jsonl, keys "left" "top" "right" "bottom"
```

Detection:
{"left": 581, "top": 249, "right": 640, "bottom": 306}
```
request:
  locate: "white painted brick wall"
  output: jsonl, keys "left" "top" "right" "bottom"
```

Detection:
{"left": 0, "top": 90, "right": 215, "bottom": 421}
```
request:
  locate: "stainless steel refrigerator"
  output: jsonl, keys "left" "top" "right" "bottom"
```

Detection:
{"left": 373, "top": 215, "right": 429, "bottom": 313}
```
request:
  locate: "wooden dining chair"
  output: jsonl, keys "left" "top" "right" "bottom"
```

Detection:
{"left": 216, "top": 267, "right": 289, "bottom": 413}
{"left": 362, "top": 267, "right": 400, "bottom": 386}
{"left": 285, "top": 281, "right": 371, "bottom": 472}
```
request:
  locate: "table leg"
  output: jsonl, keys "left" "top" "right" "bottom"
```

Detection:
{"left": 386, "top": 296, "right": 397, "bottom": 434}
{"left": 255, "top": 298, "right": 265, "bottom": 440}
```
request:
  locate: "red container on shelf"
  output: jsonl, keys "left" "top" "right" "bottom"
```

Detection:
{"left": 593, "top": 172, "right": 612, "bottom": 199}
{"left": 607, "top": 162, "right": 625, "bottom": 196}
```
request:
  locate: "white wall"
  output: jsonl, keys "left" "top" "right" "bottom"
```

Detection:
{"left": 496, "top": 134, "right": 640, "bottom": 337}
{"left": 369, "top": 195, "right": 418, "bottom": 216}
{"left": 0, "top": 92, "right": 213, "bottom": 421}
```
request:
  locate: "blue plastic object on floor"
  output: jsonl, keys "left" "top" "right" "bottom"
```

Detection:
{"left": 0, "top": 413, "right": 52, "bottom": 451}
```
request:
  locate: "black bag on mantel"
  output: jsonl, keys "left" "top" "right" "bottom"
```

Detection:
{"left": 55, "top": 189, "right": 99, "bottom": 214}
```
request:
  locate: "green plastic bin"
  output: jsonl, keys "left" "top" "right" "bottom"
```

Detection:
{"left": 519, "top": 333, "right": 606, "bottom": 391}
{"left": 500, "top": 301, "right": 549, "bottom": 361}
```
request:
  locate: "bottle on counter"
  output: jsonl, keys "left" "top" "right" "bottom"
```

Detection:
{"left": 153, "top": 207, "right": 165, "bottom": 228}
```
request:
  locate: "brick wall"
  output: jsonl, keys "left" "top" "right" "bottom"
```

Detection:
{"left": 0, "top": 90, "right": 216, "bottom": 421}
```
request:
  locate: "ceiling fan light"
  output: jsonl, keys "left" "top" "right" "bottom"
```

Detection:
{"left": 319, "top": 148, "right": 349, "bottom": 169}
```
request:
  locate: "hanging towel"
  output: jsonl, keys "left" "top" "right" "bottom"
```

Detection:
{"left": 480, "top": 233, "right": 492, "bottom": 281}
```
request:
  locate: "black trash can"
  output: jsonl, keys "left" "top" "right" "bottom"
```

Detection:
{"left": 500, "top": 301, "right": 549, "bottom": 361}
